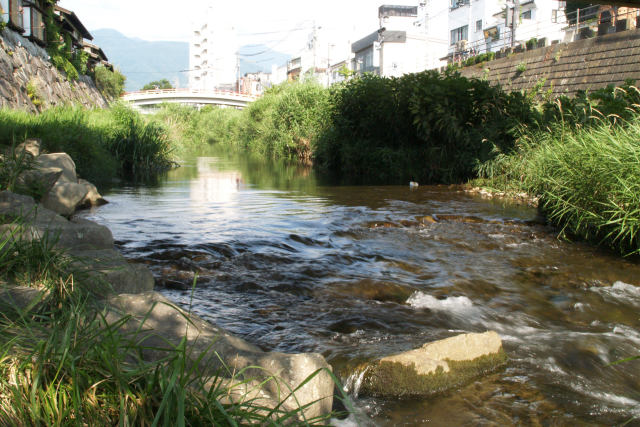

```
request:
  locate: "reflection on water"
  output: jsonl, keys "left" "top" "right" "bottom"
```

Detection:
{"left": 81, "top": 153, "right": 640, "bottom": 426}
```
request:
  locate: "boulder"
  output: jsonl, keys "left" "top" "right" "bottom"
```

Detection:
{"left": 41, "top": 182, "right": 89, "bottom": 216}
{"left": 16, "top": 138, "right": 41, "bottom": 157}
{"left": 16, "top": 166, "right": 63, "bottom": 196}
{"left": 70, "top": 249, "right": 154, "bottom": 294}
{"left": 77, "top": 178, "right": 107, "bottom": 208}
{"left": 0, "top": 285, "right": 48, "bottom": 314}
{"left": 0, "top": 191, "right": 113, "bottom": 250}
{"left": 106, "top": 292, "right": 334, "bottom": 420}
{"left": 357, "top": 331, "right": 506, "bottom": 398}
{"left": 36, "top": 153, "right": 77, "bottom": 183}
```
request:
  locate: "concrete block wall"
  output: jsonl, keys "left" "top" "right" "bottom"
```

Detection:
{"left": 458, "top": 29, "right": 640, "bottom": 97}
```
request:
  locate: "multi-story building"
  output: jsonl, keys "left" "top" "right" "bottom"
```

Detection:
{"left": 351, "top": 3, "right": 449, "bottom": 78}
{"left": 189, "top": 5, "right": 238, "bottom": 91}
{"left": 448, "top": 0, "right": 566, "bottom": 60}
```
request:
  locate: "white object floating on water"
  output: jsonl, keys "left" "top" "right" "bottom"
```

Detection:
{"left": 406, "top": 292, "right": 475, "bottom": 314}
{"left": 409, "top": 181, "right": 419, "bottom": 188}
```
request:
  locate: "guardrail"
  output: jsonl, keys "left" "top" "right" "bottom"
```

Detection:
{"left": 121, "top": 88, "right": 260, "bottom": 100}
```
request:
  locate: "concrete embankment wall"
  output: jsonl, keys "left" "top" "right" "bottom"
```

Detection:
{"left": 458, "top": 29, "right": 640, "bottom": 97}
{"left": 0, "top": 29, "right": 107, "bottom": 112}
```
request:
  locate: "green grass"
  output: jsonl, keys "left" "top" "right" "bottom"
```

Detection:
{"left": 0, "top": 219, "right": 348, "bottom": 425}
{"left": 476, "top": 116, "right": 640, "bottom": 256}
{"left": 0, "top": 104, "right": 175, "bottom": 185}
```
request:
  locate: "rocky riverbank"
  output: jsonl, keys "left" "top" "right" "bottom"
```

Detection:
{"left": 0, "top": 145, "right": 334, "bottom": 420}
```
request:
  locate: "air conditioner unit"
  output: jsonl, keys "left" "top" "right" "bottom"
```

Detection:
{"left": 455, "top": 39, "right": 468, "bottom": 51}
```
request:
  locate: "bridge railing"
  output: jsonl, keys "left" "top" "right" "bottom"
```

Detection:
{"left": 121, "top": 88, "right": 260, "bottom": 100}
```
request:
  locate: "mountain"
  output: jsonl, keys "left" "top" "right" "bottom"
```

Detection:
{"left": 238, "top": 44, "right": 290, "bottom": 75}
{"left": 90, "top": 29, "right": 291, "bottom": 91}
{"left": 90, "top": 29, "right": 189, "bottom": 92}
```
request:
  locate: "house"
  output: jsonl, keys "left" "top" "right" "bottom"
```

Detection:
{"left": 351, "top": 4, "right": 447, "bottom": 77}
{"left": 82, "top": 41, "right": 113, "bottom": 72}
{"left": 239, "top": 72, "right": 270, "bottom": 96}
{"left": 22, "top": 0, "right": 46, "bottom": 45}
{"left": 53, "top": 5, "right": 93, "bottom": 47}
{"left": 447, "top": 0, "right": 566, "bottom": 61}
{"left": 1, "top": 0, "right": 25, "bottom": 33}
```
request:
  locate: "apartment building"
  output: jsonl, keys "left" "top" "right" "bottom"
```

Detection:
{"left": 448, "top": 0, "right": 566, "bottom": 59}
{"left": 189, "top": 5, "right": 238, "bottom": 91}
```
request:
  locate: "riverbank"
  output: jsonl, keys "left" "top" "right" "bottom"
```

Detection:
{"left": 0, "top": 147, "right": 337, "bottom": 424}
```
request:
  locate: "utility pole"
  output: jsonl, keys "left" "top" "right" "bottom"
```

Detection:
{"left": 510, "top": 0, "right": 519, "bottom": 47}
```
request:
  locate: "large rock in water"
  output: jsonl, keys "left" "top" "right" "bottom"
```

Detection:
{"left": 357, "top": 331, "right": 506, "bottom": 398}
{"left": 106, "top": 292, "right": 334, "bottom": 420}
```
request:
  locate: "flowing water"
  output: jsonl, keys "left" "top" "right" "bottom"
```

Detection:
{"left": 81, "top": 153, "right": 640, "bottom": 425}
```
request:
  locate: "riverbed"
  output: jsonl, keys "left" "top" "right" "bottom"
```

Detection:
{"left": 81, "top": 153, "right": 640, "bottom": 425}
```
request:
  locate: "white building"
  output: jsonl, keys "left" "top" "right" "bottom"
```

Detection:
{"left": 447, "top": 0, "right": 566, "bottom": 59}
{"left": 189, "top": 5, "right": 238, "bottom": 91}
{"left": 351, "top": 3, "right": 449, "bottom": 78}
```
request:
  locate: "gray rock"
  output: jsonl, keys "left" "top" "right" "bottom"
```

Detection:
{"left": 41, "top": 182, "right": 89, "bottom": 216}
{"left": 77, "top": 178, "right": 107, "bottom": 208}
{"left": 0, "top": 285, "right": 48, "bottom": 314}
{"left": 16, "top": 166, "right": 63, "bottom": 196}
{"left": 0, "top": 223, "right": 42, "bottom": 245}
{"left": 36, "top": 153, "right": 77, "bottom": 183}
{"left": 357, "top": 331, "right": 507, "bottom": 398}
{"left": 106, "top": 292, "right": 334, "bottom": 420}
{"left": 16, "top": 138, "right": 41, "bottom": 157}
{"left": 70, "top": 249, "right": 154, "bottom": 294}
{"left": 0, "top": 191, "right": 113, "bottom": 250}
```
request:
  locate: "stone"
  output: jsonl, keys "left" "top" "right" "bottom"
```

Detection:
{"left": 70, "top": 249, "right": 154, "bottom": 294}
{"left": 106, "top": 292, "right": 334, "bottom": 419}
{"left": 41, "top": 182, "right": 89, "bottom": 216}
{"left": 0, "top": 285, "right": 48, "bottom": 314}
{"left": 77, "top": 178, "right": 107, "bottom": 208}
{"left": 0, "top": 223, "right": 42, "bottom": 245}
{"left": 16, "top": 167, "right": 63, "bottom": 196}
{"left": 36, "top": 153, "right": 78, "bottom": 183}
{"left": 0, "top": 191, "right": 113, "bottom": 250}
{"left": 16, "top": 138, "right": 41, "bottom": 157}
{"left": 357, "top": 331, "right": 506, "bottom": 398}
{"left": 0, "top": 190, "right": 37, "bottom": 219}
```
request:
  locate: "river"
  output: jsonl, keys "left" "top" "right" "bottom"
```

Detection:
{"left": 80, "top": 152, "right": 640, "bottom": 425}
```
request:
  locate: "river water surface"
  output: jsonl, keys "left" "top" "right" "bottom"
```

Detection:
{"left": 81, "top": 153, "right": 640, "bottom": 425}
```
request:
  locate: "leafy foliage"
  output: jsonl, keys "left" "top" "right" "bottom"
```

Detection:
{"left": 94, "top": 66, "right": 126, "bottom": 100}
{"left": 315, "top": 71, "right": 536, "bottom": 184}
{"left": 142, "top": 79, "right": 173, "bottom": 90}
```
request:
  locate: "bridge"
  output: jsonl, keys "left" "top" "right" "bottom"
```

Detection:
{"left": 121, "top": 88, "right": 258, "bottom": 111}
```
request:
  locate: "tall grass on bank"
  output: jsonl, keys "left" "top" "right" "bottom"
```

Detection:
{"left": 0, "top": 104, "right": 174, "bottom": 185}
{"left": 0, "top": 222, "right": 344, "bottom": 424}
{"left": 152, "top": 81, "right": 330, "bottom": 163}
{"left": 478, "top": 117, "right": 640, "bottom": 256}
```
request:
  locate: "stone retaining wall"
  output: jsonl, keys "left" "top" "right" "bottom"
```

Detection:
{"left": 458, "top": 29, "right": 640, "bottom": 97}
{"left": 0, "top": 29, "right": 107, "bottom": 111}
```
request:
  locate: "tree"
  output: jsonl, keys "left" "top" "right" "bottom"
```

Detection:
{"left": 94, "top": 66, "right": 126, "bottom": 100}
{"left": 142, "top": 79, "right": 173, "bottom": 90}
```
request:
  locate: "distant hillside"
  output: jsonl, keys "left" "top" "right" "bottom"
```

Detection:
{"left": 91, "top": 29, "right": 290, "bottom": 91}
{"left": 238, "top": 45, "right": 290, "bottom": 75}
{"left": 91, "top": 29, "right": 189, "bottom": 92}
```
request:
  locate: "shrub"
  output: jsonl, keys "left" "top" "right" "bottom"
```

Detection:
{"left": 94, "top": 66, "right": 127, "bottom": 100}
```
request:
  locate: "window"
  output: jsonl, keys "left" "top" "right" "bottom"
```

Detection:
{"left": 450, "top": 0, "right": 469, "bottom": 9}
{"left": 521, "top": 10, "right": 532, "bottom": 20}
{"left": 552, "top": 9, "right": 558, "bottom": 23}
{"left": 450, "top": 25, "right": 468, "bottom": 45}
{"left": 476, "top": 19, "right": 482, "bottom": 31}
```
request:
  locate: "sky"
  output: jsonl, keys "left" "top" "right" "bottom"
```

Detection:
{"left": 57, "top": 0, "right": 386, "bottom": 55}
